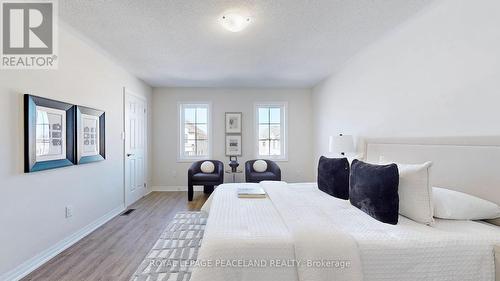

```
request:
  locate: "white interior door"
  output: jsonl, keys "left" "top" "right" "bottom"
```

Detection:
{"left": 124, "top": 90, "right": 147, "bottom": 207}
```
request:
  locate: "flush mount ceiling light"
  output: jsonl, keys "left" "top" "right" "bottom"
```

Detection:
{"left": 220, "top": 13, "right": 251, "bottom": 32}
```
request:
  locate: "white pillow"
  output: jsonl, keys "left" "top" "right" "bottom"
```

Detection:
{"left": 380, "top": 160, "right": 434, "bottom": 225}
{"left": 253, "top": 160, "right": 268, "bottom": 173}
{"left": 200, "top": 161, "right": 215, "bottom": 173}
{"left": 397, "top": 162, "right": 434, "bottom": 225}
{"left": 433, "top": 187, "right": 500, "bottom": 220}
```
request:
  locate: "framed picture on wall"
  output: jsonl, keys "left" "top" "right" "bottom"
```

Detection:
{"left": 226, "top": 135, "right": 242, "bottom": 156}
{"left": 225, "top": 112, "right": 242, "bottom": 134}
{"left": 76, "top": 106, "right": 105, "bottom": 164}
{"left": 24, "top": 94, "right": 76, "bottom": 172}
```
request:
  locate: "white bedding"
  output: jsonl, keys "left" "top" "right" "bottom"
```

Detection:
{"left": 192, "top": 182, "right": 500, "bottom": 281}
{"left": 263, "top": 181, "right": 363, "bottom": 281}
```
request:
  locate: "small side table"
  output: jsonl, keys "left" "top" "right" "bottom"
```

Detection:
{"left": 225, "top": 170, "right": 243, "bottom": 183}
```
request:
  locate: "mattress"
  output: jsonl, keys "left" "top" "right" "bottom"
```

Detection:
{"left": 194, "top": 182, "right": 500, "bottom": 281}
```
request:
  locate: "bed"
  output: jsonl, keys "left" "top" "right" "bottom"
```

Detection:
{"left": 191, "top": 137, "right": 500, "bottom": 281}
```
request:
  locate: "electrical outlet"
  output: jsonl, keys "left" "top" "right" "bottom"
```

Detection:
{"left": 65, "top": 206, "right": 73, "bottom": 218}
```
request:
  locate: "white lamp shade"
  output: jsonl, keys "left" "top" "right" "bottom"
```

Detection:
{"left": 329, "top": 135, "right": 355, "bottom": 154}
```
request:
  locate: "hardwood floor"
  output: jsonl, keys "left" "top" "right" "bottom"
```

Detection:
{"left": 22, "top": 191, "right": 209, "bottom": 281}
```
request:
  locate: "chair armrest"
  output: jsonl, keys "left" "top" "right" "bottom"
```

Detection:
{"left": 267, "top": 161, "right": 282, "bottom": 180}
{"left": 215, "top": 161, "right": 224, "bottom": 177}
{"left": 245, "top": 161, "right": 254, "bottom": 181}
{"left": 188, "top": 161, "right": 202, "bottom": 176}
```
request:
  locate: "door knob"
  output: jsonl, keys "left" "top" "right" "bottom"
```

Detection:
{"left": 127, "top": 153, "right": 134, "bottom": 157}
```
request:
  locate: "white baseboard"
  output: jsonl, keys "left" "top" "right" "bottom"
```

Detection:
{"left": 152, "top": 185, "right": 203, "bottom": 192}
{"left": 144, "top": 188, "right": 153, "bottom": 197}
{"left": 1, "top": 205, "right": 125, "bottom": 281}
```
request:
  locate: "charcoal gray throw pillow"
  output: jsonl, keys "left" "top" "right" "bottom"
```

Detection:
{"left": 350, "top": 159, "right": 399, "bottom": 225}
{"left": 317, "top": 156, "right": 350, "bottom": 200}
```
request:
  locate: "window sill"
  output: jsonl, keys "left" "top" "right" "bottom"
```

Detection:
{"left": 256, "top": 156, "right": 289, "bottom": 162}
{"left": 177, "top": 157, "right": 211, "bottom": 163}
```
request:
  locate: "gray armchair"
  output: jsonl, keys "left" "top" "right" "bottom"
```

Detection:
{"left": 245, "top": 160, "right": 281, "bottom": 183}
{"left": 188, "top": 160, "right": 224, "bottom": 201}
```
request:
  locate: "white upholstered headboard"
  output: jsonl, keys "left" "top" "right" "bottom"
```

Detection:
{"left": 364, "top": 136, "right": 500, "bottom": 226}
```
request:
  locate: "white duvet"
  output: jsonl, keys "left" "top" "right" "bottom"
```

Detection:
{"left": 192, "top": 182, "right": 500, "bottom": 281}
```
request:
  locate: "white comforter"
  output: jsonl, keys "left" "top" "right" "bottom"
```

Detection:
{"left": 192, "top": 182, "right": 500, "bottom": 281}
{"left": 262, "top": 181, "right": 363, "bottom": 281}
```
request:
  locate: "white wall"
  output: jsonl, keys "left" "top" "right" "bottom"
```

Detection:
{"left": 312, "top": 0, "right": 500, "bottom": 159}
{"left": 152, "top": 88, "right": 314, "bottom": 188}
{"left": 0, "top": 24, "right": 152, "bottom": 279}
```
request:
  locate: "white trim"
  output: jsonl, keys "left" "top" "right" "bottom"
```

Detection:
{"left": 0, "top": 205, "right": 125, "bottom": 281}
{"left": 177, "top": 102, "right": 213, "bottom": 162}
{"left": 152, "top": 185, "right": 203, "bottom": 192}
{"left": 253, "top": 102, "right": 288, "bottom": 161}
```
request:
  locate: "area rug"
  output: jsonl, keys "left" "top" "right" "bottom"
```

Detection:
{"left": 130, "top": 211, "right": 207, "bottom": 281}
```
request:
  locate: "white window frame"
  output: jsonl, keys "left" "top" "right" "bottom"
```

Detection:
{"left": 254, "top": 102, "right": 288, "bottom": 161}
{"left": 178, "top": 102, "right": 212, "bottom": 162}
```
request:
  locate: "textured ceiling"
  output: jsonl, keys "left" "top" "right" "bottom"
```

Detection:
{"left": 60, "top": 0, "right": 433, "bottom": 88}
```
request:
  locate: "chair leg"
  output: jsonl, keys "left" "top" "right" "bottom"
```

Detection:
{"left": 204, "top": 185, "right": 214, "bottom": 194}
{"left": 188, "top": 185, "right": 194, "bottom": 201}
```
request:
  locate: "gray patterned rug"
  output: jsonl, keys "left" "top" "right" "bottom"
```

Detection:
{"left": 130, "top": 211, "right": 207, "bottom": 281}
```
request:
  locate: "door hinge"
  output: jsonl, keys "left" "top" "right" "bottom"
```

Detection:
{"left": 143, "top": 183, "right": 147, "bottom": 188}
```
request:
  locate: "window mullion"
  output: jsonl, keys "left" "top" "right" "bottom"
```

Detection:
{"left": 280, "top": 108, "right": 283, "bottom": 156}
{"left": 194, "top": 107, "right": 198, "bottom": 156}
{"left": 182, "top": 106, "right": 186, "bottom": 158}
{"left": 268, "top": 109, "right": 271, "bottom": 155}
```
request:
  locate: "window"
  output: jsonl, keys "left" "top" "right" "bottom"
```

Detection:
{"left": 179, "top": 103, "right": 211, "bottom": 161}
{"left": 255, "top": 102, "right": 287, "bottom": 160}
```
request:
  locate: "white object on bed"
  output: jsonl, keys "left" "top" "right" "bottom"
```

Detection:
{"left": 237, "top": 186, "right": 266, "bottom": 198}
{"left": 433, "top": 187, "right": 500, "bottom": 220}
{"left": 193, "top": 182, "right": 500, "bottom": 281}
{"left": 379, "top": 158, "right": 434, "bottom": 225}
{"left": 394, "top": 161, "right": 434, "bottom": 225}
{"left": 200, "top": 161, "right": 215, "bottom": 173}
{"left": 193, "top": 181, "right": 363, "bottom": 281}
{"left": 262, "top": 181, "right": 363, "bottom": 281}
{"left": 253, "top": 159, "right": 267, "bottom": 172}
{"left": 192, "top": 182, "right": 297, "bottom": 281}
